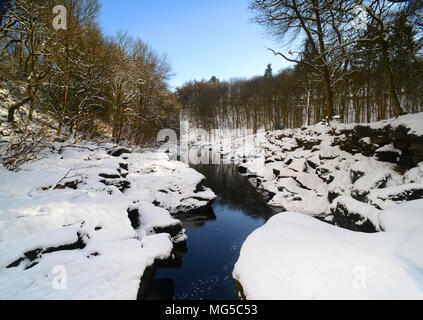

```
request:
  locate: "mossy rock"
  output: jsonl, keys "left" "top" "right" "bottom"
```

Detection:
{"left": 235, "top": 280, "right": 247, "bottom": 300}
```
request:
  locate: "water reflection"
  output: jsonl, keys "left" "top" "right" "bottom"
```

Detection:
{"left": 180, "top": 210, "right": 217, "bottom": 229}
{"left": 195, "top": 164, "right": 275, "bottom": 219}
{"left": 145, "top": 279, "right": 175, "bottom": 300}
{"left": 143, "top": 163, "right": 278, "bottom": 300}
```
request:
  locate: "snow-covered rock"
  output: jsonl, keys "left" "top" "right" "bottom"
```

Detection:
{"left": 403, "top": 162, "right": 423, "bottom": 184}
{"left": 368, "top": 183, "right": 423, "bottom": 209}
{"left": 287, "top": 158, "right": 307, "bottom": 172}
{"left": 330, "top": 196, "right": 381, "bottom": 232}
{"left": 351, "top": 171, "right": 394, "bottom": 202}
{"left": 0, "top": 143, "right": 215, "bottom": 299}
{"left": 234, "top": 200, "right": 423, "bottom": 300}
{"left": 226, "top": 113, "right": 423, "bottom": 220}
{"left": 109, "top": 147, "right": 132, "bottom": 157}
{"left": 375, "top": 144, "right": 402, "bottom": 163}
{"left": 269, "top": 193, "right": 329, "bottom": 216}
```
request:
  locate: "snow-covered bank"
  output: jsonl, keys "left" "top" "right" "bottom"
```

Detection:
{"left": 0, "top": 143, "right": 215, "bottom": 299}
{"left": 233, "top": 200, "right": 423, "bottom": 300}
{"left": 209, "top": 113, "right": 423, "bottom": 231}
{"left": 229, "top": 113, "right": 423, "bottom": 300}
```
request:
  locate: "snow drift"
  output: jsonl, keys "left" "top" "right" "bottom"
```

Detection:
{"left": 233, "top": 200, "right": 423, "bottom": 300}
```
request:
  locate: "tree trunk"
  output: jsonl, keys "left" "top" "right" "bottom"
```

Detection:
{"left": 28, "top": 98, "right": 35, "bottom": 121}
{"left": 366, "top": 82, "right": 371, "bottom": 123}
{"left": 7, "top": 97, "right": 31, "bottom": 122}
{"left": 28, "top": 84, "right": 36, "bottom": 121}
{"left": 57, "top": 84, "right": 68, "bottom": 136}
{"left": 322, "top": 68, "right": 334, "bottom": 120}
{"left": 19, "top": 32, "right": 24, "bottom": 68}
{"left": 381, "top": 40, "right": 404, "bottom": 116}
{"left": 312, "top": 0, "right": 334, "bottom": 121}
{"left": 306, "top": 90, "right": 311, "bottom": 126}
{"left": 58, "top": 45, "right": 70, "bottom": 137}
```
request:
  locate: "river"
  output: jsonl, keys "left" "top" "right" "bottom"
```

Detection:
{"left": 142, "top": 163, "right": 277, "bottom": 300}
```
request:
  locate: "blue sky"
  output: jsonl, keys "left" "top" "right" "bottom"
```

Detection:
{"left": 98, "top": 0, "right": 293, "bottom": 89}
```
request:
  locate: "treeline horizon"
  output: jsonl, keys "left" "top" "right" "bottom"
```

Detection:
{"left": 0, "top": 0, "right": 178, "bottom": 145}
{"left": 178, "top": 0, "right": 423, "bottom": 132}
{"left": 1, "top": 0, "right": 423, "bottom": 145}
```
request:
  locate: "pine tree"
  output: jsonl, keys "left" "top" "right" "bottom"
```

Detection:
{"left": 264, "top": 64, "right": 273, "bottom": 79}
{"left": 209, "top": 76, "right": 218, "bottom": 84}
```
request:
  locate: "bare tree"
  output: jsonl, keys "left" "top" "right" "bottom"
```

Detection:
{"left": 3, "top": 0, "right": 55, "bottom": 122}
{"left": 249, "top": 0, "right": 361, "bottom": 120}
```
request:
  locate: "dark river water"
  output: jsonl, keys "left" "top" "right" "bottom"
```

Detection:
{"left": 143, "top": 163, "right": 277, "bottom": 300}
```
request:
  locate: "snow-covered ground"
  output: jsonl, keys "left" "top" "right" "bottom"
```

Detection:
{"left": 2, "top": 79, "right": 423, "bottom": 300}
{"left": 199, "top": 113, "right": 423, "bottom": 231}
{"left": 203, "top": 113, "right": 423, "bottom": 300}
{"left": 0, "top": 143, "right": 215, "bottom": 299}
{"left": 233, "top": 200, "right": 423, "bottom": 300}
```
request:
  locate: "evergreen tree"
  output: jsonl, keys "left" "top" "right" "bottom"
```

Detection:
{"left": 209, "top": 76, "right": 218, "bottom": 84}
{"left": 264, "top": 64, "right": 273, "bottom": 79}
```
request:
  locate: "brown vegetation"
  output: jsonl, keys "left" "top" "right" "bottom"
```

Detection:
{"left": 0, "top": 0, "right": 178, "bottom": 144}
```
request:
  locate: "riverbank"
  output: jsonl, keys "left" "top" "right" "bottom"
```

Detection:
{"left": 222, "top": 113, "right": 423, "bottom": 299}
{"left": 206, "top": 113, "right": 423, "bottom": 230}
{"left": 234, "top": 200, "right": 423, "bottom": 299}
{"left": 0, "top": 143, "right": 215, "bottom": 299}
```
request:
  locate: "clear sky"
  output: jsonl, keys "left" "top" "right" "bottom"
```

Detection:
{"left": 98, "top": 0, "right": 293, "bottom": 89}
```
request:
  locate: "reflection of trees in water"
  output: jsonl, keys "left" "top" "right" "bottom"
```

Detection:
{"left": 180, "top": 210, "right": 216, "bottom": 229}
{"left": 141, "top": 164, "right": 278, "bottom": 300}
{"left": 193, "top": 164, "right": 275, "bottom": 220}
